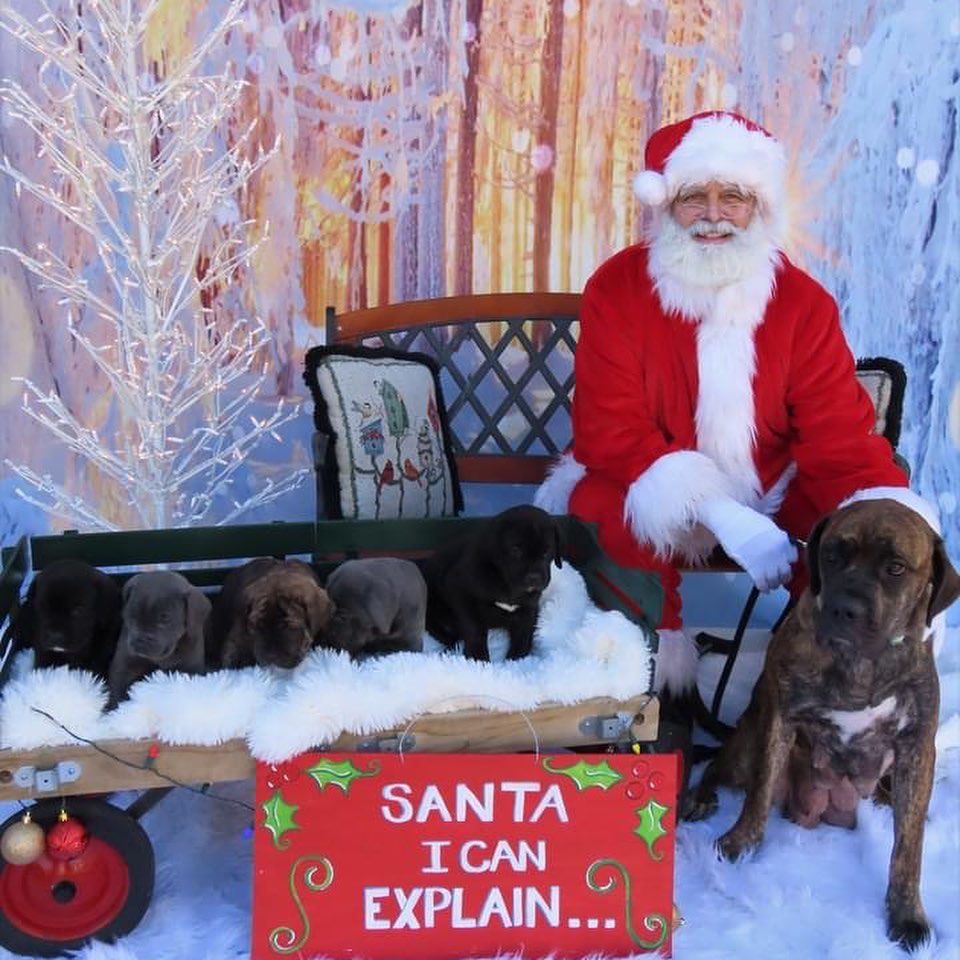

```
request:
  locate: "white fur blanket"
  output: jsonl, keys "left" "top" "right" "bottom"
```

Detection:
{"left": 0, "top": 565, "right": 653, "bottom": 763}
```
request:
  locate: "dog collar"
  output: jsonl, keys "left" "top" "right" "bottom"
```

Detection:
{"left": 494, "top": 601, "right": 519, "bottom": 613}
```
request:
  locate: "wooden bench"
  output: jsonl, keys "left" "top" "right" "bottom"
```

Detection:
{"left": 324, "top": 292, "right": 907, "bottom": 559}
{"left": 325, "top": 292, "right": 580, "bottom": 490}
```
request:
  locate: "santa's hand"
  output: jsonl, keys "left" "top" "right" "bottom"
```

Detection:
{"left": 699, "top": 497, "right": 798, "bottom": 592}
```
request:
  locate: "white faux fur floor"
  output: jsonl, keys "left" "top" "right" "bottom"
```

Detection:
{"left": 1, "top": 626, "right": 959, "bottom": 958}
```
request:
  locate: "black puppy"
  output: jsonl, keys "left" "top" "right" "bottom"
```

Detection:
{"left": 14, "top": 559, "right": 122, "bottom": 679}
{"left": 423, "top": 505, "right": 562, "bottom": 661}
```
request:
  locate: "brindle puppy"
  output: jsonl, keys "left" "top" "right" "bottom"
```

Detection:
{"left": 206, "top": 558, "right": 334, "bottom": 669}
{"left": 683, "top": 498, "right": 960, "bottom": 949}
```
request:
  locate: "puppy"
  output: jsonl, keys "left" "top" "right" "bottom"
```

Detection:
{"left": 322, "top": 557, "right": 426, "bottom": 659}
{"left": 206, "top": 558, "right": 334, "bottom": 669}
{"left": 423, "top": 504, "right": 562, "bottom": 661}
{"left": 15, "top": 559, "right": 122, "bottom": 679}
{"left": 108, "top": 571, "right": 211, "bottom": 706}
{"left": 683, "top": 499, "right": 960, "bottom": 948}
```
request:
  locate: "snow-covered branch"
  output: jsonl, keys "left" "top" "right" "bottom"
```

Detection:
{"left": 0, "top": 0, "right": 307, "bottom": 530}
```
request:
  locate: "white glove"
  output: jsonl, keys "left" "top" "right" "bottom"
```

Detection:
{"left": 699, "top": 496, "right": 798, "bottom": 592}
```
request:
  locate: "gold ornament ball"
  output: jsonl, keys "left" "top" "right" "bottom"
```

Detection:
{"left": 1, "top": 812, "right": 46, "bottom": 866}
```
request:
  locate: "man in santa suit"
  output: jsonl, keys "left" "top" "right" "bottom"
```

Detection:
{"left": 535, "top": 110, "right": 940, "bottom": 697}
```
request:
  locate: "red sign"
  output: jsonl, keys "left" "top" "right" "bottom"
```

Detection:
{"left": 252, "top": 751, "right": 677, "bottom": 959}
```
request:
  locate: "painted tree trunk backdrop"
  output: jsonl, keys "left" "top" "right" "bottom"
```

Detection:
{"left": 0, "top": 0, "right": 957, "bottom": 559}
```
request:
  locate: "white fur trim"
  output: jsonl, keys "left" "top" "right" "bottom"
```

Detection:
{"left": 662, "top": 113, "right": 788, "bottom": 243}
{"left": 533, "top": 451, "right": 586, "bottom": 514}
{"left": 0, "top": 565, "right": 654, "bottom": 764}
{"left": 695, "top": 316, "right": 761, "bottom": 505}
{"left": 654, "top": 628, "right": 699, "bottom": 695}
{"left": 839, "top": 486, "right": 941, "bottom": 535}
{"left": 624, "top": 450, "right": 736, "bottom": 559}
{"left": 633, "top": 169, "right": 668, "bottom": 206}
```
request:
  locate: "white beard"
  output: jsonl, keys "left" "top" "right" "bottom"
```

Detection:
{"left": 648, "top": 213, "right": 780, "bottom": 321}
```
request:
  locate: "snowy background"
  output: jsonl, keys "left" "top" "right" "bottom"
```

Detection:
{"left": 0, "top": 0, "right": 957, "bottom": 562}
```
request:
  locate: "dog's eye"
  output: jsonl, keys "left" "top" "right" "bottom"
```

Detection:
{"left": 885, "top": 561, "right": 906, "bottom": 576}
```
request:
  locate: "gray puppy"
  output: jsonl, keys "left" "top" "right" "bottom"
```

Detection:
{"left": 108, "top": 571, "right": 211, "bottom": 706}
{"left": 322, "top": 558, "right": 426, "bottom": 659}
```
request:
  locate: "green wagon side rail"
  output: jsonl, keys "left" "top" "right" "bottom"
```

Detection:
{"left": 0, "top": 516, "right": 663, "bottom": 693}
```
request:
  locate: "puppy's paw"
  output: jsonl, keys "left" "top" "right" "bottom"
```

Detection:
{"left": 680, "top": 787, "right": 718, "bottom": 822}
{"left": 887, "top": 912, "right": 931, "bottom": 951}
{"left": 716, "top": 829, "right": 759, "bottom": 862}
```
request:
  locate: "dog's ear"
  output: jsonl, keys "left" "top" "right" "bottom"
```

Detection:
{"left": 122, "top": 576, "right": 137, "bottom": 605}
{"left": 553, "top": 519, "right": 563, "bottom": 569}
{"left": 307, "top": 588, "right": 336, "bottom": 636}
{"left": 928, "top": 539, "right": 960, "bottom": 625}
{"left": 185, "top": 586, "right": 212, "bottom": 638}
{"left": 806, "top": 514, "right": 831, "bottom": 596}
{"left": 95, "top": 571, "right": 122, "bottom": 627}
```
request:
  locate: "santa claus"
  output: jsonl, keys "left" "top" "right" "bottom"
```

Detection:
{"left": 534, "top": 110, "right": 939, "bottom": 695}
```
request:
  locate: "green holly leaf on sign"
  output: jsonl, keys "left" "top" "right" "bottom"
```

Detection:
{"left": 541, "top": 757, "right": 624, "bottom": 790}
{"left": 304, "top": 757, "right": 380, "bottom": 794}
{"left": 261, "top": 790, "right": 299, "bottom": 850}
{"left": 633, "top": 798, "right": 669, "bottom": 860}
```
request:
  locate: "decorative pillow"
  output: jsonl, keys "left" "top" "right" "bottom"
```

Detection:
{"left": 303, "top": 344, "right": 463, "bottom": 520}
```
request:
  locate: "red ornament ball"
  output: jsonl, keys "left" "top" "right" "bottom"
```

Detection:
{"left": 45, "top": 816, "right": 90, "bottom": 862}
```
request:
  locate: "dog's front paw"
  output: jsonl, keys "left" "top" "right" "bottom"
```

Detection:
{"left": 887, "top": 912, "right": 931, "bottom": 951}
{"left": 680, "top": 786, "right": 718, "bottom": 822}
{"left": 716, "top": 828, "right": 760, "bottom": 862}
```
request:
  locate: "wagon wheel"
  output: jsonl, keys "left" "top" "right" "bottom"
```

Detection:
{"left": 0, "top": 797, "right": 155, "bottom": 957}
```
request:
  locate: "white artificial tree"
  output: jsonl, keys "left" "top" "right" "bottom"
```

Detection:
{"left": 0, "top": 0, "right": 307, "bottom": 531}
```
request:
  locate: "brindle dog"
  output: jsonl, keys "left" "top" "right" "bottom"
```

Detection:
{"left": 684, "top": 498, "right": 960, "bottom": 949}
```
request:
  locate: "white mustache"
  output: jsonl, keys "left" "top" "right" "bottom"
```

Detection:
{"left": 689, "top": 221, "right": 739, "bottom": 238}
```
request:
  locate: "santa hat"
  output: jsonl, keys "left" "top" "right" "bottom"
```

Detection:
{"left": 634, "top": 111, "right": 788, "bottom": 238}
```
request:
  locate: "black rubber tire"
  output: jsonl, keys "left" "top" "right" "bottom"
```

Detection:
{"left": 0, "top": 797, "right": 155, "bottom": 957}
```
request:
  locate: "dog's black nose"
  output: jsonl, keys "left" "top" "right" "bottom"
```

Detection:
{"left": 825, "top": 593, "right": 869, "bottom": 627}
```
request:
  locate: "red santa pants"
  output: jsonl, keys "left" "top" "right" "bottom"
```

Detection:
{"left": 569, "top": 474, "right": 818, "bottom": 630}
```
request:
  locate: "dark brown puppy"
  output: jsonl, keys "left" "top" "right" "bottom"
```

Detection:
{"left": 323, "top": 557, "right": 427, "bottom": 659}
{"left": 423, "top": 505, "right": 562, "bottom": 661}
{"left": 15, "top": 559, "right": 122, "bottom": 679}
{"left": 684, "top": 498, "right": 960, "bottom": 949}
{"left": 109, "top": 571, "right": 211, "bottom": 706}
{"left": 207, "top": 558, "right": 334, "bottom": 669}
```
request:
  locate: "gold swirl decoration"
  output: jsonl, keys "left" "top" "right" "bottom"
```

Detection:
{"left": 269, "top": 855, "right": 335, "bottom": 954}
{"left": 586, "top": 857, "right": 668, "bottom": 951}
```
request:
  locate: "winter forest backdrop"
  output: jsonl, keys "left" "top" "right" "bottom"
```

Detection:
{"left": 0, "top": 0, "right": 958, "bottom": 565}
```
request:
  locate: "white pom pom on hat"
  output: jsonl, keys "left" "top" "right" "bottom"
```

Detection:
{"left": 632, "top": 169, "right": 669, "bottom": 206}
{"left": 633, "top": 110, "right": 788, "bottom": 238}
